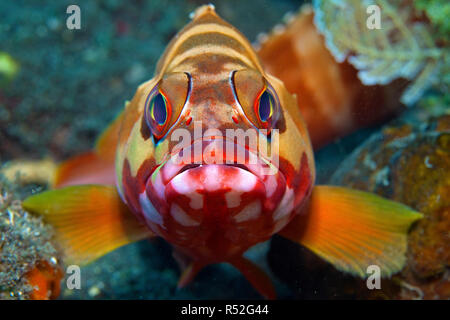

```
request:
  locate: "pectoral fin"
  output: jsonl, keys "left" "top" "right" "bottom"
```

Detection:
{"left": 278, "top": 186, "right": 422, "bottom": 277}
{"left": 23, "top": 185, "right": 153, "bottom": 265}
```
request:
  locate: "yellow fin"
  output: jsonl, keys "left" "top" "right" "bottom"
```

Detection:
{"left": 23, "top": 185, "right": 153, "bottom": 265}
{"left": 279, "top": 186, "right": 422, "bottom": 277}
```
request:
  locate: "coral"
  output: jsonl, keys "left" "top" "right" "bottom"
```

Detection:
{"left": 314, "top": 0, "right": 448, "bottom": 106}
{"left": 0, "top": 175, "right": 62, "bottom": 299}
{"left": 331, "top": 116, "right": 450, "bottom": 296}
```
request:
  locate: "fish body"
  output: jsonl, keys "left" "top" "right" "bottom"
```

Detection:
{"left": 23, "top": 5, "right": 422, "bottom": 299}
{"left": 115, "top": 6, "right": 314, "bottom": 263}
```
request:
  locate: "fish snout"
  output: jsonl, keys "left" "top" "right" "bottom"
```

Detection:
{"left": 139, "top": 138, "right": 290, "bottom": 252}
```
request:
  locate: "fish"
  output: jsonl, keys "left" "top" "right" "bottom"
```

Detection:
{"left": 22, "top": 5, "right": 422, "bottom": 299}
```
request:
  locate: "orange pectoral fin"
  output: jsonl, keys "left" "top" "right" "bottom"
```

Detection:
{"left": 278, "top": 186, "right": 422, "bottom": 278}
{"left": 23, "top": 185, "right": 153, "bottom": 265}
{"left": 229, "top": 256, "right": 276, "bottom": 300}
{"left": 53, "top": 110, "right": 124, "bottom": 188}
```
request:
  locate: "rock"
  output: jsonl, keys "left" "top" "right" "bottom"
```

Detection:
{"left": 0, "top": 176, "right": 63, "bottom": 300}
{"left": 269, "top": 114, "right": 450, "bottom": 299}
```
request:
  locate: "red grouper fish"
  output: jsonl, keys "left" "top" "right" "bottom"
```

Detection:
{"left": 22, "top": 5, "right": 422, "bottom": 299}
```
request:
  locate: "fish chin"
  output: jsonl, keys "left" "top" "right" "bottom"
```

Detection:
{"left": 139, "top": 149, "right": 301, "bottom": 260}
{"left": 165, "top": 163, "right": 283, "bottom": 211}
{"left": 147, "top": 161, "right": 286, "bottom": 215}
{"left": 142, "top": 148, "right": 288, "bottom": 236}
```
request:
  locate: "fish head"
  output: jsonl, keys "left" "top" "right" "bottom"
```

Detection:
{"left": 115, "top": 5, "right": 315, "bottom": 261}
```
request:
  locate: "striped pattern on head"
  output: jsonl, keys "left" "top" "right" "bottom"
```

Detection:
{"left": 157, "top": 5, "right": 264, "bottom": 75}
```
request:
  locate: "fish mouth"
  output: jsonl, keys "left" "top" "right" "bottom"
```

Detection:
{"left": 144, "top": 137, "right": 287, "bottom": 218}
{"left": 157, "top": 137, "right": 281, "bottom": 184}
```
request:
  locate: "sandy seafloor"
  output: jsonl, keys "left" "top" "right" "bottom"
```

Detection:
{"left": 1, "top": 0, "right": 443, "bottom": 299}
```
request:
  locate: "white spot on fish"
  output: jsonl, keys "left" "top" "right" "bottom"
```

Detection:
{"left": 265, "top": 175, "right": 277, "bottom": 198}
{"left": 234, "top": 201, "right": 261, "bottom": 223}
{"left": 188, "top": 192, "right": 203, "bottom": 210}
{"left": 225, "top": 191, "right": 242, "bottom": 208}
{"left": 162, "top": 160, "right": 181, "bottom": 182}
{"left": 273, "top": 188, "right": 294, "bottom": 221}
{"left": 171, "top": 204, "right": 200, "bottom": 227}
{"left": 171, "top": 172, "right": 196, "bottom": 194}
{"left": 152, "top": 171, "right": 166, "bottom": 201}
{"left": 233, "top": 169, "right": 257, "bottom": 192}
{"left": 139, "top": 192, "right": 165, "bottom": 228}
{"left": 204, "top": 165, "right": 221, "bottom": 191}
{"left": 169, "top": 165, "right": 257, "bottom": 197}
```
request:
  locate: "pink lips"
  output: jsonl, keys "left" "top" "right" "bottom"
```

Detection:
{"left": 160, "top": 138, "right": 280, "bottom": 181}
{"left": 143, "top": 138, "right": 286, "bottom": 222}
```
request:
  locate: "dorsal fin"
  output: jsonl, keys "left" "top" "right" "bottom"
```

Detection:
{"left": 189, "top": 4, "right": 217, "bottom": 20}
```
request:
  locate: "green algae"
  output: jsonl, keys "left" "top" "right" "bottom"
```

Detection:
{"left": 414, "top": 0, "right": 450, "bottom": 40}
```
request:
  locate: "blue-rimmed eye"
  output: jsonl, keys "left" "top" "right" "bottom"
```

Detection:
{"left": 150, "top": 93, "right": 167, "bottom": 125}
{"left": 258, "top": 90, "right": 274, "bottom": 123}
{"left": 254, "top": 86, "right": 278, "bottom": 134}
{"left": 145, "top": 88, "right": 171, "bottom": 139}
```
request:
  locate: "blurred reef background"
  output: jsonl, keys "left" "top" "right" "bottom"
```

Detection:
{"left": 0, "top": 0, "right": 449, "bottom": 299}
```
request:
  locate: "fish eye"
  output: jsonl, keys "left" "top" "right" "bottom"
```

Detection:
{"left": 254, "top": 85, "right": 279, "bottom": 134}
{"left": 231, "top": 70, "right": 281, "bottom": 135}
{"left": 145, "top": 87, "right": 172, "bottom": 140}
{"left": 150, "top": 93, "right": 167, "bottom": 125}
{"left": 257, "top": 90, "right": 275, "bottom": 123}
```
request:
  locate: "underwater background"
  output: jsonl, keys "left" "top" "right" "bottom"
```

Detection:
{"left": 0, "top": 0, "right": 448, "bottom": 299}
